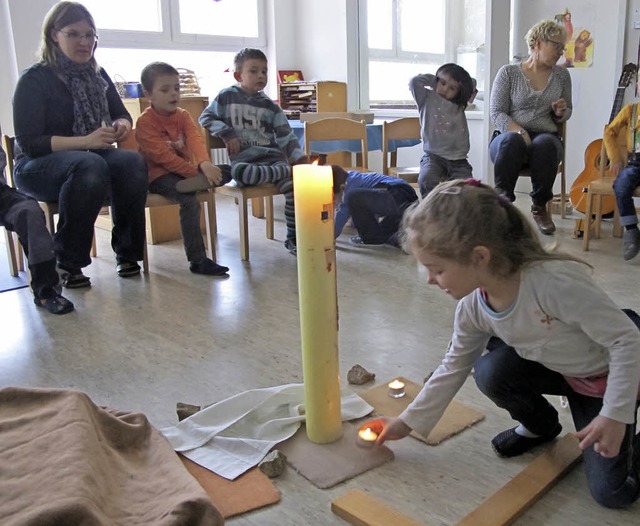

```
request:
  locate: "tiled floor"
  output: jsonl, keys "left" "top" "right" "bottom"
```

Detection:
{"left": 1, "top": 193, "right": 639, "bottom": 525}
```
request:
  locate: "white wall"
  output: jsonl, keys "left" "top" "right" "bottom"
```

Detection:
{"left": 1, "top": 0, "right": 56, "bottom": 135}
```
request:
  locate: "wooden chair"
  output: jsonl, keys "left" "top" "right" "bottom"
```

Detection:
{"left": 118, "top": 131, "right": 218, "bottom": 272}
{"left": 205, "top": 133, "right": 281, "bottom": 262}
{"left": 1, "top": 135, "right": 23, "bottom": 276}
{"left": 303, "top": 118, "right": 369, "bottom": 171}
{"left": 381, "top": 117, "right": 421, "bottom": 184}
{"left": 517, "top": 122, "right": 568, "bottom": 218}
{"left": 1, "top": 135, "right": 98, "bottom": 260}
{"left": 3, "top": 225, "right": 22, "bottom": 277}
{"left": 582, "top": 125, "right": 640, "bottom": 251}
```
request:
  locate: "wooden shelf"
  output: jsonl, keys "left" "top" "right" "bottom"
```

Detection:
{"left": 278, "top": 81, "right": 346, "bottom": 119}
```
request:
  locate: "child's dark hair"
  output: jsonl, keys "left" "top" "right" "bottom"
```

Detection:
{"left": 436, "top": 63, "right": 475, "bottom": 108}
{"left": 330, "top": 165, "right": 349, "bottom": 194}
{"left": 234, "top": 48, "right": 268, "bottom": 72}
{"left": 140, "top": 62, "right": 179, "bottom": 93}
{"left": 401, "top": 179, "right": 587, "bottom": 277}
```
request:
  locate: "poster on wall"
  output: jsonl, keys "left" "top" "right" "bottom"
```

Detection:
{"left": 552, "top": 7, "right": 594, "bottom": 68}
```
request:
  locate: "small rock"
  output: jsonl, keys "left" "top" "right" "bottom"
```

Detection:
{"left": 176, "top": 402, "right": 201, "bottom": 421}
{"left": 347, "top": 364, "right": 376, "bottom": 385}
{"left": 259, "top": 450, "right": 287, "bottom": 478}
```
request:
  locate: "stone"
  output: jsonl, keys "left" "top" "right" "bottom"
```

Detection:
{"left": 347, "top": 364, "right": 376, "bottom": 385}
{"left": 176, "top": 402, "right": 201, "bottom": 421}
{"left": 259, "top": 450, "right": 287, "bottom": 478}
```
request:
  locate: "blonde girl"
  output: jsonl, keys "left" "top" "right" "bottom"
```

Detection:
{"left": 365, "top": 179, "right": 640, "bottom": 509}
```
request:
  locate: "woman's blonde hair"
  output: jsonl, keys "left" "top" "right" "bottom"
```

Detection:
{"left": 525, "top": 20, "right": 567, "bottom": 52}
{"left": 401, "top": 179, "right": 586, "bottom": 277}
{"left": 40, "top": 1, "right": 98, "bottom": 69}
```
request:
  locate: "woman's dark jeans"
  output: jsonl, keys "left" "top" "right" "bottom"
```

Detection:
{"left": 475, "top": 325, "right": 640, "bottom": 509}
{"left": 14, "top": 148, "right": 148, "bottom": 269}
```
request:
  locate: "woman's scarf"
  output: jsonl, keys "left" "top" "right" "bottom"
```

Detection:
{"left": 53, "top": 49, "right": 109, "bottom": 137}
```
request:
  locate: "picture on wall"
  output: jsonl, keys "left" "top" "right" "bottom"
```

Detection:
{"left": 553, "top": 7, "right": 594, "bottom": 68}
{"left": 278, "top": 70, "right": 304, "bottom": 83}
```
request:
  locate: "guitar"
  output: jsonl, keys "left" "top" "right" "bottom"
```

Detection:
{"left": 570, "top": 63, "right": 637, "bottom": 217}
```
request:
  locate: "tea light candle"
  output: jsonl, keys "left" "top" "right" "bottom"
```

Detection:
{"left": 388, "top": 379, "right": 406, "bottom": 398}
{"left": 356, "top": 427, "right": 378, "bottom": 448}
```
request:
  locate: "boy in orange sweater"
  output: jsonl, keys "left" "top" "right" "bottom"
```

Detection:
{"left": 136, "top": 62, "right": 230, "bottom": 276}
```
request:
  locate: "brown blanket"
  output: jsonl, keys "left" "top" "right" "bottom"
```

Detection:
{"left": 0, "top": 387, "right": 224, "bottom": 526}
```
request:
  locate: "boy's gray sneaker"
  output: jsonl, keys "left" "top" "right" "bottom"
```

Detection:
{"left": 623, "top": 227, "right": 640, "bottom": 261}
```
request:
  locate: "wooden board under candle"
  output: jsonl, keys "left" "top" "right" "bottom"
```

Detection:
{"left": 359, "top": 377, "right": 485, "bottom": 445}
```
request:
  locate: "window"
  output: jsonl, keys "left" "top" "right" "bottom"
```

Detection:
{"left": 359, "top": 0, "right": 485, "bottom": 110}
{"left": 78, "top": 0, "right": 265, "bottom": 49}
{"left": 76, "top": 0, "right": 265, "bottom": 102}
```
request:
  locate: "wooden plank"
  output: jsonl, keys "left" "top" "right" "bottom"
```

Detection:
{"left": 331, "top": 489, "right": 423, "bottom": 526}
{"left": 455, "top": 434, "right": 582, "bottom": 526}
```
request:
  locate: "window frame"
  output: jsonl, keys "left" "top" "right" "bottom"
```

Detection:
{"left": 359, "top": 0, "right": 464, "bottom": 109}
{"left": 92, "top": 0, "right": 266, "bottom": 51}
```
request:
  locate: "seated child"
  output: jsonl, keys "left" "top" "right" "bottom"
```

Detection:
{"left": 0, "top": 144, "right": 73, "bottom": 314}
{"left": 603, "top": 84, "right": 640, "bottom": 261}
{"left": 136, "top": 62, "right": 230, "bottom": 277}
{"left": 199, "top": 48, "right": 308, "bottom": 256}
{"left": 332, "top": 165, "right": 418, "bottom": 246}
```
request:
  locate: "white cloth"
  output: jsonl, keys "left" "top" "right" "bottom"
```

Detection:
{"left": 161, "top": 383, "right": 373, "bottom": 480}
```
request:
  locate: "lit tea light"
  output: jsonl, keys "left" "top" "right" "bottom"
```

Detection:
{"left": 388, "top": 379, "right": 406, "bottom": 398}
{"left": 356, "top": 427, "right": 378, "bottom": 448}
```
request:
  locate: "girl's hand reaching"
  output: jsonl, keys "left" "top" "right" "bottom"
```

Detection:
{"left": 360, "top": 417, "right": 413, "bottom": 445}
{"left": 574, "top": 415, "right": 626, "bottom": 458}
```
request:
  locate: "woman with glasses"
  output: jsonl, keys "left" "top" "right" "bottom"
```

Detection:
{"left": 11, "top": 1, "right": 147, "bottom": 288}
{"left": 489, "top": 20, "right": 571, "bottom": 236}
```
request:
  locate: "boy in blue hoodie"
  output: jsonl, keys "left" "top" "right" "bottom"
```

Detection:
{"left": 200, "top": 48, "right": 308, "bottom": 255}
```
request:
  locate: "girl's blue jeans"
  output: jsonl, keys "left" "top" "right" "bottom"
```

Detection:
{"left": 474, "top": 310, "right": 640, "bottom": 509}
{"left": 14, "top": 148, "right": 148, "bottom": 269}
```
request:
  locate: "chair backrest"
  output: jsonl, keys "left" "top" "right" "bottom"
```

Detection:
{"left": 382, "top": 117, "right": 420, "bottom": 175}
{"left": 1, "top": 135, "right": 16, "bottom": 187}
{"left": 204, "top": 132, "right": 231, "bottom": 164}
{"left": 303, "top": 118, "right": 368, "bottom": 170}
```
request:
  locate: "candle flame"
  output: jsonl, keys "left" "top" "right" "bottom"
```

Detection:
{"left": 358, "top": 427, "right": 378, "bottom": 441}
{"left": 388, "top": 379, "right": 405, "bottom": 389}
{"left": 312, "top": 160, "right": 319, "bottom": 166}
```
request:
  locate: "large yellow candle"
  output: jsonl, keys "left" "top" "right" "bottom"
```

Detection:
{"left": 293, "top": 163, "right": 342, "bottom": 444}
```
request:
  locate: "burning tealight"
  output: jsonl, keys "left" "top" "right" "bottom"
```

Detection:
{"left": 356, "top": 427, "right": 378, "bottom": 448}
{"left": 388, "top": 379, "right": 406, "bottom": 398}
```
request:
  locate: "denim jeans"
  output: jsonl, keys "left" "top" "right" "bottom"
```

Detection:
{"left": 346, "top": 184, "right": 418, "bottom": 244}
{"left": 418, "top": 152, "right": 473, "bottom": 198}
{"left": 0, "top": 185, "right": 59, "bottom": 299}
{"left": 613, "top": 163, "right": 640, "bottom": 227}
{"left": 14, "top": 148, "right": 148, "bottom": 269}
{"left": 475, "top": 324, "right": 640, "bottom": 509}
{"left": 489, "top": 131, "right": 562, "bottom": 206}
{"left": 149, "top": 173, "right": 206, "bottom": 264}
